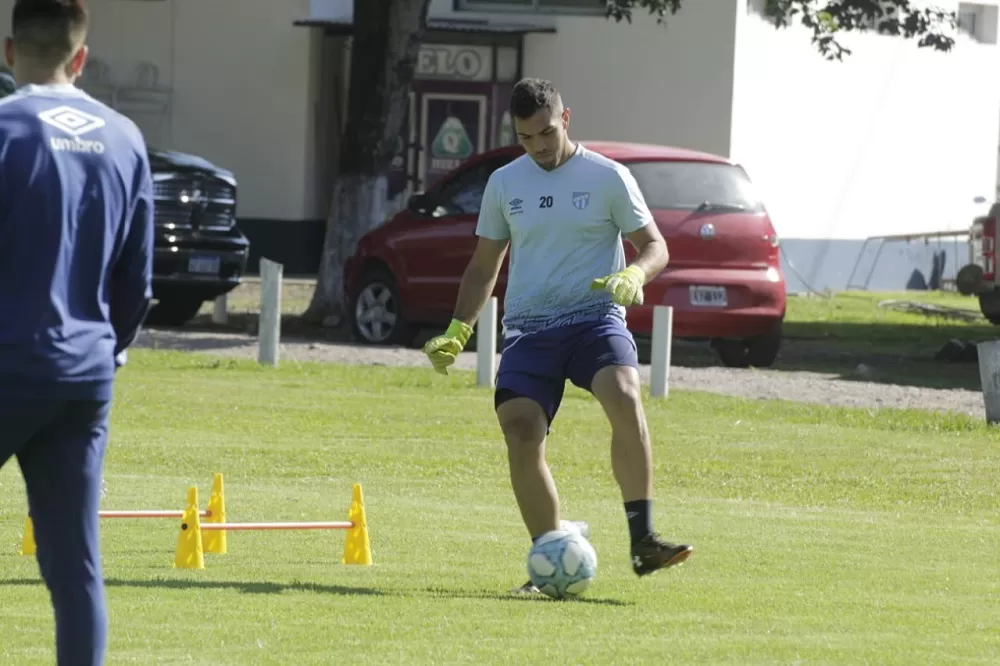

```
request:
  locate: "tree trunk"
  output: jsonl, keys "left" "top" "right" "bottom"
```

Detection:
{"left": 303, "top": 0, "right": 430, "bottom": 326}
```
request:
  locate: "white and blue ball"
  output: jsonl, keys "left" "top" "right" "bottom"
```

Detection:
{"left": 526, "top": 529, "right": 598, "bottom": 600}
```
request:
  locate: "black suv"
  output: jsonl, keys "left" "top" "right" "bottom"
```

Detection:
{"left": 145, "top": 148, "right": 249, "bottom": 326}
{"left": 0, "top": 69, "right": 248, "bottom": 327}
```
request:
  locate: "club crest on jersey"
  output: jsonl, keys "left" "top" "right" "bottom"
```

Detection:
{"left": 572, "top": 192, "right": 591, "bottom": 210}
{"left": 508, "top": 198, "right": 524, "bottom": 216}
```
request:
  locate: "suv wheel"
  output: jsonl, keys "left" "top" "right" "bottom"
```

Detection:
{"left": 145, "top": 297, "right": 205, "bottom": 327}
{"left": 978, "top": 289, "right": 1000, "bottom": 325}
{"left": 712, "top": 325, "right": 782, "bottom": 368}
{"left": 349, "top": 267, "right": 418, "bottom": 346}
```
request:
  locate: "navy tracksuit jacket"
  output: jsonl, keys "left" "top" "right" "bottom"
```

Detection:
{"left": 0, "top": 82, "right": 154, "bottom": 665}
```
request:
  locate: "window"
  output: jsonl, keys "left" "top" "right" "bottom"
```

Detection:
{"left": 433, "top": 156, "right": 515, "bottom": 216}
{"left": 456, "top": 0, "right": 604, "bottom": 15}
{"left": 624, "top": 161, "right": 765, "bottom": 213}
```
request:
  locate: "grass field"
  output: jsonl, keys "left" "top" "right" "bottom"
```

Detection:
{"left": 1, "top": 352, "right": 998, "bottom": 663}
{"left": 783, "top": 290, "right": 995, "bottom": 355}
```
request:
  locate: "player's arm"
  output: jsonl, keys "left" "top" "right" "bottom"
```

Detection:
{"left": 590, "top": 167, "right": 668, "bottom": 306}
{"left": 423, "top": 173, "right": 509, "bottom": 374}
{"left": 110, "top": 148, "right": 154, "bottom": 356}
{"left": 624, "top": 223, "right": 668, "bottom": 284}
{"left": 453, "top": 237, "right": 509, "bottom": 326}
{"left": 612, "top": 167, "right": 668, "bottom": 282}
{"left": 452, "top": 172, "right": 510, "bottom": 326}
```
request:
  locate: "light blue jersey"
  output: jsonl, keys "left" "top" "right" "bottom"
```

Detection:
{"left": 475, "top": 144, "right": 653, "bottom": 335}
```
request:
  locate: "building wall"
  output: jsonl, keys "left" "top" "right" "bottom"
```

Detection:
{"left": 433, "top": 0, "right": 741, "bottom": 159}
{"left": 732, "top": 0, "right": 1000, "bottom": 292}
{"left": 0, "top": 0, "right": 320, "bottom": 223}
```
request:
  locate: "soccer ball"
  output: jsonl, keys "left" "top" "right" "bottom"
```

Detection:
{"left": 527, "top": 529, "right": 598, "bottom": 600}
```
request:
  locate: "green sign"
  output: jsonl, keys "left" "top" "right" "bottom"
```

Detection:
{"left": 431, "top": 115, "right": 473, "bottom": 159}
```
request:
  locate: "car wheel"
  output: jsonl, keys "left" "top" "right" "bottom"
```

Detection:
{"left": 145, "top": 297, "right": 205, "bottom": 327}
{"left": 978, "top": 289, "right": 1000, "bottom": 325}
{"left": 713, "top": 325, "right": 782, "bottom": 368}
{"left": 349, "top": 266, "right": 417, "bottom": 346}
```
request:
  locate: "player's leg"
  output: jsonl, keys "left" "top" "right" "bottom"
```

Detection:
{"left": 568, "top": 319, "right": 693, "bottom": 576}
{"left": 494, "top": 388, "right": 563, "bottom": 540}
{"left": 17, "top": 400, "right": 111, "bottom": 665}
{"left": 495, "top": 330, "right": 577, "bottom": 594}
{"left": 0, "top": 403, "right": 53, "bottom": 471}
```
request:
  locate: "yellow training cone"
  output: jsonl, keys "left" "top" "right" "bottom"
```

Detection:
{"left": 342, "top": 483, "right": 373, "bottom": 566}
{"left": 20, "top": 515, "right": 35, "bottom": 556}
{"left": 203, "top": 473, "right": 227, "bottom": 555}
{"left": 174, "top": 486, "right": 204, "bottom": 570}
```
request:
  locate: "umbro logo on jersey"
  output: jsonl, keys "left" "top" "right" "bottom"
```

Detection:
{"left": 508, "top": 198, "right": 524, "bottom": 216}
{"left": 39, "top": 105, "right": 106, "bottom": 154}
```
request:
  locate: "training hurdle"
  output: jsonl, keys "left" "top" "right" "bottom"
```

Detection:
{"left": 18, "top": 473, "right": 372, "bottom": 570}
{"left": 173, "top": 483, "right": 372, "bottom": 570}
{"left": 19, "top": 473, "right": 228, "bottom": 557}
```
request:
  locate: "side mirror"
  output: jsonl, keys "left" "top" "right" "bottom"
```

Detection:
{"left": 407, "top": 192, "right": 438, "bottom": 216}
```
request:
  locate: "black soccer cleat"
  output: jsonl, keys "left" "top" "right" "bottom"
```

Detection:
{"left": 631, "top": 533, "right": 693, "bottom": 577}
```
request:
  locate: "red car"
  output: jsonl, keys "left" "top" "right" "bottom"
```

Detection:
{"left": 343, "top": 142, "right": 787, "bottom": 368}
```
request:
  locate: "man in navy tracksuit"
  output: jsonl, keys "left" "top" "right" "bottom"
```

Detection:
{"left": 0, "top": 1, "right": 153, "bottom": 663}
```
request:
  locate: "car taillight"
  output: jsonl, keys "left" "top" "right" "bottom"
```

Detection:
{"left": 769, "top": 233, "right": 780, "bottom": 262}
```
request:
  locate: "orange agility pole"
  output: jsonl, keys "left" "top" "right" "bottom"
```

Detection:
{"left": 20, "top": 473, "right": 227, "bottom": 557}
{"left": 174, "top": 483, "right": 372, "bottom": 570}
{"left": 201, "top": 521, "right": 352, "bottom": 530}
{"left": 99, "top": 510, "right": 211, "bottom": 518}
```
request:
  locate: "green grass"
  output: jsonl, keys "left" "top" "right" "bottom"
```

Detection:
{"left": 784, "top": 290, "right": 995, "bottom": 355}
{"left": 4, "top": 352, "right": 996, "bottom": 664}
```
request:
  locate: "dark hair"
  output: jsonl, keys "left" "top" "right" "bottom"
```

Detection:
{"left": 509, "top": 77, "right": 562, "bottom": 120}
{"left": 11, "top": 0, "right": 89, "bottom": 68}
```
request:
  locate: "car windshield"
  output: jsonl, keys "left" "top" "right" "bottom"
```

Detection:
{"left": 624, "top": 160, "right": 764, "bottom": 212}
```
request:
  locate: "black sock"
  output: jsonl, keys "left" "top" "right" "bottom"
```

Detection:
{"left": 624, "top": 500, "right": 653, "bottom": 546}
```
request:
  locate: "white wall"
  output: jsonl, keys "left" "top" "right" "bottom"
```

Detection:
{"left": 430, "top": 0, "right": 740, "bottom": 158}
{"left": 170, "top": 0, "right": 318, "bottom": 221}
{"left": 732, "top": 1, "right": 1000, "bottom": 242}
{"left": 0, "top": 0, "right": 319, "bottom": 221}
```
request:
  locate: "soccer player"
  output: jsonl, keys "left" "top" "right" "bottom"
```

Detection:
{"left": 423, "top": 78, "right": 693, "bottom": 593}
{"left": 0, "top": 1, "right": 154, "bottom": 662}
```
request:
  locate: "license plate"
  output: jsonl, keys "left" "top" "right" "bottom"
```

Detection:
{"left": 689, "top": 285, "right": 728, "bottom": 307}
{"left": 188, "top": 256, "right": 221, "bottom": 275}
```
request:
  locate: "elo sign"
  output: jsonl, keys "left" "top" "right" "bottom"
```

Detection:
{"left": 416, "top": 44, "right": 493, "bottom": 82}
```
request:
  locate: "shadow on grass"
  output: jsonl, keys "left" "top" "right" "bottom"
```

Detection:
{"left": 0, "top": 577, "right": 386, "bottom": 597}
{"left": 0, "top": 578, "right": 631, "bottom": 605}
{"left": 419, "top": 586, "right": 633, "bottom": 607}
{"left": 645, "top": 325, "right": 988, "bottom": 393}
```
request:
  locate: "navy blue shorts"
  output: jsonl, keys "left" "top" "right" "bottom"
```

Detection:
{"left": 494, "top": 318, "right": 639, "bottom": 424}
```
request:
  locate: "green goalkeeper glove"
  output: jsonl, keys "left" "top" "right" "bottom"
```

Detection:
{"left": 590, "top": 265, "right": 646, "bottom": 306}
{"left": 423, "top": 318, "right": 474, "bottom": 375}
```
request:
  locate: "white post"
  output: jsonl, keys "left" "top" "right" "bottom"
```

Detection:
{"left": 258, "top": 258, "right": 283, "bottom": 367}
{"left": 211, "top": 294, "right": 228, "bottom": 325}
{"left": 477, "top": 297, "right": 498, "bottom": 388}
{"left": 649, "top": 305, "right": 673, "bottom": 398}
{"left": 977, "top": 339, "right": 1000, "bottom": 424}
